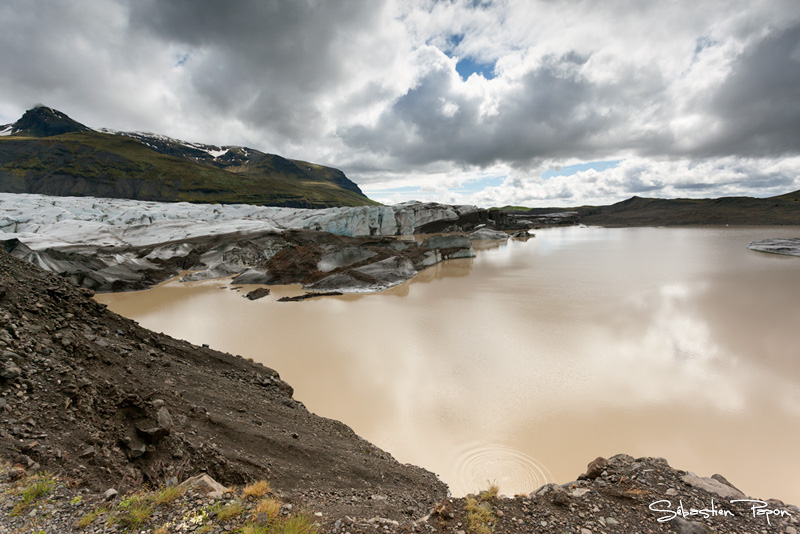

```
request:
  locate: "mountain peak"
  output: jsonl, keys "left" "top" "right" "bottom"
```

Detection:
{"left": 9, "top": 106, "right": 92, "bottom": 137}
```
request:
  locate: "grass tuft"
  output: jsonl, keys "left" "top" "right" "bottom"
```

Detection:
{"left": 464, "top": 495, "right": 494, "bottom": 534}
{"left": 242, "top": 479, "right": 271, "bottom": 499}
{"left": 114, "top": 503, "right": 153, "bottom": 530}
{"left": 478, "top": 483, "right": 499, "bottom": 503}
{"left": 75, "top": 505, "right": 108, "bottom": 529}
{"left": 254, "top": 497, "right": 282, "bottom": 519}
{"left": 151, "top": 484, "right": 186, "bottom": 506}
{"left": 274, "top": 513, "right": 318, "bottom": 534}
{"left": 112, "top": 493, "right": 154, "bottom": 530}
{"left": 216, "top": 499, "right": 245, "bottom": 522}
{"left": 11, "top": 473, "right": 56, "bottom": 515}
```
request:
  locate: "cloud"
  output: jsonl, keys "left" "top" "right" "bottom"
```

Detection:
{"left": 465, "top": 156, "right": 800, "bottom": 208}
{"left": 1, "top": 0, "right": 799, "bottom": 206}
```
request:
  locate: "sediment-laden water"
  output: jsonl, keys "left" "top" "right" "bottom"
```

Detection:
{"left": 96, "top": 226, "right": 800, "bottom": 502}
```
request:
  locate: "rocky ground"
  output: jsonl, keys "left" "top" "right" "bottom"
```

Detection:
{"left": 2, "top": 231, "right": 798, "bottom": 533}
{"left": 0, "top": 248, "right": 446, "bottom": 529}
{"left": 2, "top": 452, "right": 798, "bottom": 533}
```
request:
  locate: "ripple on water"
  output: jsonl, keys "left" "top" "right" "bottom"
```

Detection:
{"left": 452, "top": 443, "right": 552, "bottom": 497}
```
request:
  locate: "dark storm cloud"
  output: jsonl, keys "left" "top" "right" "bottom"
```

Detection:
{"left": 128, "top": 0, "right": 383, "bottom": 141}
{"left": 699, "top": 24, "right": 800, "bottom": 157}
{"left": 340, "top": 52, "right": 655, "bottom": 169}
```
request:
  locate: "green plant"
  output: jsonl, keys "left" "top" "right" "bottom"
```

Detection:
{"left": 478, "top": 483, "right": 499, "bottom": 503}
{"left": 151, "top": 484, "right": 186, "bottom": 506}
{"left": 254, "top": 497, "right": 281, "bottom": 520}
{"left": 75, "top": 505, "right": 108, "bottom": 529}
{"left": 464, "top": 495, "right": 493, "bottom": 534}
{"left": 71, "top": 495, "right": 83, "bottom": 506}
{"left": 11, "top": 473, "right": 56, "bottom": 515}
{"left": 113, "top": 494, "right": 154, "bottom": 530}
{"left": 274, "top": 513, "right": 318, "bottom": 534}
{"left": 216, "top": 499, "right": 245, "bottom": 522}
{"left": 240, "top": 524, "right": 270, "bottom": 534}
{"left": 114, "top": 502, "right": 153, "bottom": 530}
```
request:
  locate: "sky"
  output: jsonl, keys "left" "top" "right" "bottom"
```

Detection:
{"left": 1, "top": 0, "right": 799, "bottom": 207}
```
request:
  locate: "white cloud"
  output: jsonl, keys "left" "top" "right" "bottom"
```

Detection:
{"left": 1, "top": 0, "right": 799, "bottom": 206}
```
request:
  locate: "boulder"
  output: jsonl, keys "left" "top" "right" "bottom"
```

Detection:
{"left": 0, "top": 360, "right": 21, "bottom": 380}
{"left": 245, "top": 287, "right": 271, "bottom": 301}
{"left": 583, "top": 456, "right": 608, "bottom": 479}
{"left": 179, "top": 473, "right": 228, "bottom": 499}
{"left": 136, "top": 406, "right": 174, "bottom": 443}
{"left": 681, "top": 474, "right": 745, "bottom": 499}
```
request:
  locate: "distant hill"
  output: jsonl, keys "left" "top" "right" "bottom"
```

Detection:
{"left": 0, "top": 106, "right": 376, "bottom": 208}
{"left": 579, "top": 192, "right": 800, "bottom": 226}
{"left": 495, "top": 189, "right": 800, "bottom": 226}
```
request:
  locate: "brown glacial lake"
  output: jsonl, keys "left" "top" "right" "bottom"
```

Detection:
{"left": 96, "top": 226, "right": 800, "bottom": 502}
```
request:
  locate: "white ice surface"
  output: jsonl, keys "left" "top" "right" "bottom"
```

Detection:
{"left": 0, "top": 193, "right": 480, "bottom": 250}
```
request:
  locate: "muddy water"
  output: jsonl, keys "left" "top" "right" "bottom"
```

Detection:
{"left": 96, "top": 226, "right": 800, "bottom": 502}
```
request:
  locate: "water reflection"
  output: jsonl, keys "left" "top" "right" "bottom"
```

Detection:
{"left": 452, "top": 443, "right": 552, "bottom": 496}
{"left": 96, "top": 226, "right": 800, "bottom": 502}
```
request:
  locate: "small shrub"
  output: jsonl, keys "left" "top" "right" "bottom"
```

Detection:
{"left": 71, "top": 495, "right": 83, "bottom": 506}
{"left": 242, "top": 480, "right": 271, "bottom": 499}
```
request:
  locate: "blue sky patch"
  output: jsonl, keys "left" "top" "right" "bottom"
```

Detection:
{"left": 456, "top": 57, "right": 496, "bottom": 81}
{"left": 542, "top": 160, "right": 622, "bottom": 179}
{"left": 174, "top": 53, "right": 190, "bottom": 67}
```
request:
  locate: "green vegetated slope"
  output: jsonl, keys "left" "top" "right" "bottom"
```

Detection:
{"left": 0, "top": 107, "right": 376, "bottom": 208}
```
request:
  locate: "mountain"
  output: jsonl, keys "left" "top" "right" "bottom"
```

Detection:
{"left": 495, "top": 189, "right": 800, "bottom": 226}
{"left": 0, "top": 106, "right": 375, "bottom": 208}
{"left": 577, "top": 191, "right": 800, "bottom": 225}
{"left": 2, "top": 105, "right": 93, "bottom": 137}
